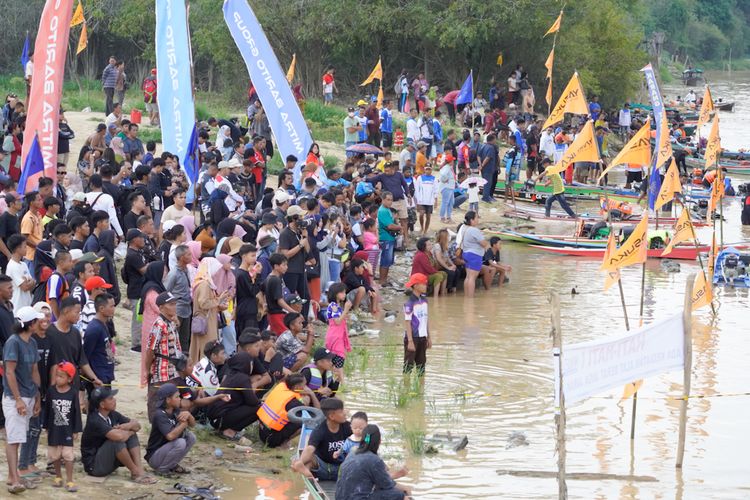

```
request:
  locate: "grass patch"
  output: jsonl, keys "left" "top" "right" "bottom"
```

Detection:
{"left": 138, "top": 127, "right": 162, "bottom": 144}
{"left": 344, "top": 346, "right": 369, "bottom": 377}
{"left": 385, "top": 374, "right": 423, "bottom": 408}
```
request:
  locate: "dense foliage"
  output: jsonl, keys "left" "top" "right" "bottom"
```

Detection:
{"left": 6, "top": 0, "right": 746, "bottom": 108}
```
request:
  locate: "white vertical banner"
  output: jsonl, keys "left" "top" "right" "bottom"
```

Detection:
{"left": 560, "top": 314, "right": 684, "bottom": 404}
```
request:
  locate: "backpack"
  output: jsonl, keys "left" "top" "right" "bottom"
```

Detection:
{"left": 142, "top": 78, "right": 157, "bottom": 102}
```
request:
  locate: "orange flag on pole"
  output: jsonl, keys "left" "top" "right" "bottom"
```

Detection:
{"left": 691, "top": 270, "right": 713, "bottom": 311}
{"left": 286, "top": 53, "right": 296, "bottom": 83}
{"left": 707, "top": 168, "right": 724, "bottom": 221}
{"left": 545, "top": 79, "right": 553, "bottom": 107}
{"left": 70, "top": 1, "right": 84, "bottom": 27}
{"left": 708, "top": 232, "right": 718, "bottom": 278}
{"left": 704, "top": 116, "right": 721, "bottom": 168}
{"left": 654, "top": 158, "right": 682, "bottom": 210}
{"left": 545, "top": 120, "right": 599, "bottom": 175}
{"left": 598, "top": 118, "right": 651, "bottom": 180}
{"left": 661, "top": 209, "right": 695, "bottom": 256}
{"left": 601, "top": 214, "right": 649, "bottom": 271}
{"left": 656, "top": 110, "right": 673, "bottom": 168}
{"left": 545, "top": 48, "right": 554, "bottom": 79}
{"left": 544, "top": 11, "right": 563, "bottom": 37}
{"left": 543, "top": 72, "right": 588, "bottom": 129}
{"left": 697, "top": 86, "right": 714, "bottom": 129}
{"left": 600, "top": 233, "right": 621, "bottom": 291}
{"left": 360, "top": 57, "right": 383, "bottom": 86}
{"left": 376, "top": 81, "right": 384, "bottom": 109}
{"left": 76, "top": 22, "right": 88, "bottom": 55}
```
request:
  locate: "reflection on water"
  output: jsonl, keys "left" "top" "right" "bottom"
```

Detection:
{"left": 229, "top": 76, "right": 750, "bottom": 500}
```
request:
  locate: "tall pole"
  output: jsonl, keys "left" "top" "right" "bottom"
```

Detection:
{"left": 677, "top": 199, "right": 716, "bottom": 316}
{"left": 676, "top": 274, "right": 694, "bottom": 468}
{"left": 550, "top": 291, "right": 567, "bottom": 500}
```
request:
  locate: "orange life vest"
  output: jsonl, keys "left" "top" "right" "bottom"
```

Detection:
{"left": 703, "top": 170, "right": 717, "bottom": 184}
{"left": 257, "top": 382, "right": 301, "bottom": 431}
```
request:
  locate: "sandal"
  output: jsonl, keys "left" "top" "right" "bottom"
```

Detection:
{"left": 19, "top": 478, "right": 37, "bottom": 490}
{"left": 65, "top": 482, "right": 78, "bottom": 493}
{"left": 52, "top": 477, "right": 63, "bottom": 488}
{"left": 171, "top": 465, "right": 190, "bottom": 474}
{"left": 6, "top": 483, "right": 25, "bottom": 494}
{"left": 131, "top": 475, "right": 158, "bottom": 485}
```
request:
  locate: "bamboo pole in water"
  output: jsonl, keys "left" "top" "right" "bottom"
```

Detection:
{"left": 676, "top": 274, "right": 694, "bottom": 468}
{"left": 550, "top": 292, "right": 567, "bottom": 500}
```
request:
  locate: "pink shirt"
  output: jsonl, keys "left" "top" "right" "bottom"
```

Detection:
{"left": 363, "top": 231, "right": 378, "bottom": 251}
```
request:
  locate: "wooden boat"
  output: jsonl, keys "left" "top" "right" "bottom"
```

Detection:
{"left": 714, "top": 100, "right": 735, "bottom": 112}
{"left": 490, "top": 230, "right": 609, "bottom": 247}
{"left": 532, "top": 244, "right": 705, "bottom": 261}
{"left": 503, "top": 204, "right": 710, "bottom": 227}
{"left": 682, "top": 68, "right": 705, "bottom": 87}
{"left": 495, "top": 180, "right": 642, "bottom": 203}
{"left": 293, "top": 407, "right": 337, "bottom": 500}
{"left": 712, "top": 247, "right": 750, "bottom": 288}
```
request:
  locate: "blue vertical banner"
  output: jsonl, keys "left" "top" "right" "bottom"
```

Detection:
{"left": 641, "top": 63, "right": 663, "bottom": 210}
{"left": 223, "top": 0, "right": 313, "bottom": 170}
{"left": 20, "top": 33, "right": 30, "bottom": 73}
{"left": 155, "top": 0, "right": 198, "bottom": 202}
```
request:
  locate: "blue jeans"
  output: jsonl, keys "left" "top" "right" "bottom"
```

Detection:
{"left": 221, "top": 322, "right": 237, "bottom": 356}
{"left": 379, "top": 240, "right": 396, "bottom": 268}
{"left": 328, "top": 259, "right": 342, "bottom": 287}
{"left": 545, "top": 194, "right": 576, "bottom": 217}
{"left": 440, "top": 188, "right": 454, "bottom": 219}
{"left": 19, "top": 415, "right": 41, "bottom": 469}
{"left": 453, "top": 193, "right": 468, "bottom": 209}
{"left": 482, "top": 168, "right": 496, "bottom": 201}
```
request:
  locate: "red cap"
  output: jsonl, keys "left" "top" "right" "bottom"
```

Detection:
{"left": 57, "top": 361, "right": 76, "bottom": 380}
{"left": 85, "top": 276, "right": 113, "bottom": 292}
{"left": 151, "top": 68, "right": 157, "bottom": 75}
{"left": 405, "top": 273, "right": 428, "bottom": 288}
{"left": 444, "top": 153, "right": 455, "bottom": 163}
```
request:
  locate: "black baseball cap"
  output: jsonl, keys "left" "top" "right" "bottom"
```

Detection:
{"left": 126, "top": 228, "right": 145, "bottom": 242}
{"left": 156, "top": 292, "right": 178, "bottom": 306}
{"left": 89, "top": 387, "right": 119, "bottom": 409}
{"left": 314, "top": 348, "right": 334, "bottom": 362}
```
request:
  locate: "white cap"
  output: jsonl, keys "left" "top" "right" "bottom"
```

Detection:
{"left": 227, "top": 158, "right": 242, "bottom": 169}
{"left": 16, "top": 306, "right": 44, "bottom": 323}
{"left": 274, "top": 191, "right": 291, "bottom": 205}
{"left": 70, "top": 249, "right": 84, "bottom": 261}
{"left": 72, "top": 192, "right": 86, "bottom": 202}
{"left": 218, "top": 161, "right": 229, "bottom": 170}
{"left": 162, "top": 220, "right": 177, "bottom": 232}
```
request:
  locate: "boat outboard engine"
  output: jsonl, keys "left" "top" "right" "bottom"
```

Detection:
{"left": 723, "top": 253, "right": 741, "bottom": 284}
{"left": 738, "top": 183, "right": 750, "bottom": 196}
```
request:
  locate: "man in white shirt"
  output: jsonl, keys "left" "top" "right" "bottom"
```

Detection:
{"left": 85, "top": 174, "right": 124, "bottom": 239}
{"left": 214, "top": 160, "right": 245, "bottom": 213}
{"left": 540, "top": 127, "right": 556, "bottom": 160}
{"left": 24, "top": 53, "right": 33, "bottom": 102}
{"left": 406, "top": 109, "right": 420, "bottom": 146}
{"left": 6, "top": 235, "right": 34, "bottom": 314}
{"left": 105, "top": 102, "right": 123, "bottom": 130}
{"left": 618, "top": 103, "right": 632, "bottom": 140}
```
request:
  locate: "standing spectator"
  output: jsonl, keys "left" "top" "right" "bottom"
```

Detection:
{"left": 114, "top": 61, "right": 127, "bottom": 106}
{"left": 458, "top": 211, "right": 490, "bottom": 297}
{"left": 139, "top": 261, "right": 167, "bottom": 385}
{"left": 589, "top": 95, "right": 602, "bottom": 122}
{"left": 143, "top": 291, "right": 182, "bottom": 399}
{"left": 235, "top": 244, "right": 263, "bottom": 339}
{"left": 438, "top": 157, "right": 456, "bottom": 223}
{"left": 44, "top": 360, "right": 82, "bottom": 492}
{"left": 411, "top": 73, "right": 428, "bottom": 111}
{"left": 24, "top": 53, "right": 34, "bottom": 103}
{"left": 190, "top": 259, "right": 229, "bottom": 364}
{"left": 478, "top": 134, "right": 500, "bottom": 203}
{"left": 618, "top": 102, "right": 632, "bottom": 140}
{"left": 123, "top": 124, "right": 144, "bottom": 163}
{"left": 380, "top": 99, "right": 394, "bottom": 152}
{"left": 365, "top": 99, "right": 381, "bottom": 147}
{"left": 322, "top": 67, "right": 337, "bottom": 105}
{"left": 101, "top": 56, "right": 118, "bottom": 116}
{"left": 278, "top": 206, "right": 311, "bottom": 317}
{"left": 405, "top": 108, "right": 420, "bottom": 148}
{"left": 3, "top": 306, "right": 42, "bottom": 494}
{"left": 124, "top": 229, "right": 148, "bottom": 351}
{"left": 164, "top": 246, "right": 193, "bottom": 352}
{"left": 142, "top": 68, "right": 159, "bottom": 126}
{"left": 6, "top": 235, "right": 34, "bottom": 314}
{"left": 395, "top": 70, "right": 409, "bottom": 112}
{"left": 85, "top": 175, "right": 124, "bottom": 240}
{"left": 20, "top": 192, "right": 44, "bottom": 266}
{"left": 343, "top": 107, "right": 362, "bottom": 155}
{"left": 265, "top": 254, "right": 295, "bottom": 335}
{"left": 46, "top": 251, "right": 73, "bottom": 319}
{"left": 507, "top": 70, "right": 520, "bottom": 107}
{"left": 376, "top": 192, "right": 401, "bottom": 287}
{"left": 414, "top": 164, "right": 438, "bottom": 235}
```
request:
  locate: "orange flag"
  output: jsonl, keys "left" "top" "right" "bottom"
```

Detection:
{"left": 545, "top": 120, "right": 599, "bottom": 175}
{"left": 691, "top": 270, "right": 713, "bottom": 311}
{"left": 601, "top": 214, "right": 649, "bottom": 271}
{"left": 545, "top": 79, "right": 553, "bottom": 107}
{"left": 376, "top": 81, "right": 384, "bottom": 109}
{"left": 598, "top": 118, "right": 651, "bottom": 180}
{"left": 704, "top": 116, "right": 721, "bottom": 168}
{"left": 697, "top": 86, "right": 714, "bottom": 129}
{"left": 601, "top": 233, "right": 621, "bottom": 291}
{"left": 543, "top": 72, "right": 588, "bottom": 129}
{"left": 286, "top": 53, "right": 296, "bottom": 83}
{"left": 360, "top": 57, "right": 383, "bottom": 86}
{"left": 706, "top": 168, "right": 724, "bottom": 220}
{"left": 544, "top": 11, "right": 563, "bottom": 37}
{"left": 654, "top": 158, "right": 682, "bottom": 210}
{"left": 76, "top": 22, "right": 88, "bottom": 55}
{"left": 545, "top": 47, "right": 554, "bottom": 79}
{"left": 656, "top": 110, "right": 673, "bottom": 168}
{"left": 622, "top": 380, "right": 643, "bottom": 400}
{"left": 661, "top": 209, "right": 694, "bottom": 256}
{"left": 70, "top": 1, "right": 84, "bottom": 27}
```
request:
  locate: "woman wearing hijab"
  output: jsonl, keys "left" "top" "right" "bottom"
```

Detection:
{"left": 139, "top": 261, "right": 167, "bottom": 387}
{"left": 217, "top": 125, "right": 233, "bottom": 160}
{"left": 185, "top": 240, "right": 202, "bottom": 282}
{"left": 190, "top": 257, "right": 230, "bottom": 363}
{"left": 97, "top": 230, "right": 122, "bottom": 305}
{"left": 214, "top": 254, "right": 237, "bottom": 356}
{"left": 205, "top": 351, "right": 258, "bottom": 444}
{"left": 179, "top": 215, "right": 196, "bottom": 242}
{"left": 335, "top": 425, "right": 411, "bottom": 500}
{"left": 208, "top": 186, "right": 230, "bottom": 232}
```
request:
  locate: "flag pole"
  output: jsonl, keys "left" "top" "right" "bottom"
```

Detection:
{"left": 676, "top": 199, "right": 716, "bottom": 316}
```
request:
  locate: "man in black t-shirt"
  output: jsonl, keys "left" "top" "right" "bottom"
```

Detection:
{"left": 0, "top": 194, "right": 21, "bottom": 272}
{"left": 124, "top": 229, "right": 147, "bottom": 352}
{"left": 292, "top": 397, "right": 352, "bottom": 481}
{"left": 264, "top": 254, "right": 295, "bottom": 335}
{"left": 80, "top": 387, "right": 156, "bottom": 483}
{"left": 123, "top": 192, "right": 147, "bottom": 233}
{"left": 277, "top": 205, "right": 310, "bottom": 317}
{"left": 144, "top": 382, "right": 196, "bottom": 474}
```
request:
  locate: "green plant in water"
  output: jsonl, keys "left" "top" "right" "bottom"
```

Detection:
{"left": 403, "top": 428, "right": 426, "bottom": 455}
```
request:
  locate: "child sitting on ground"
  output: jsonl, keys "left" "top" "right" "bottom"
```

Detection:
{"left": 325, "top": 283, "right": 352, "bottom": 384}
{"left": 45, "top": 362, "right": 82, "bottom": 492}
{"left": 332, "top": 411, "right": 368, "bottom": 462}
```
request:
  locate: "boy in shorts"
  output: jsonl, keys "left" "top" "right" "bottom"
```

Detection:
{"left": 45, "top": 361, "right": 82, "bottom": 492}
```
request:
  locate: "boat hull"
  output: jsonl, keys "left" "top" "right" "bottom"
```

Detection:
{"left": 532, "top": 244, "right": 704, "bottom": 260}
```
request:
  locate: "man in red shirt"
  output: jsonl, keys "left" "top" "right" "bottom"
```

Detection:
{"left": 411, "top": 237, "right": 447, "bottom": 297}
{"left": 365, "top": 99, "right": 381, "bottom": 147}
{"left": 250, "top": 136, "right": 267, "bottom": 199}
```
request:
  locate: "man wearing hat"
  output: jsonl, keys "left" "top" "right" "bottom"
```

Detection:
{"left": 301, "top": 348, "right": 340, "bottom": 400}
{"left": 278, "top": 205, "right": 311, "bottom": 318}
{"left": 273, "top": 191, "right": 291, "bottom": 227}
{"left": 144, "top": 292, "right": 182, "bottom": 389}
{"left": 78, "top": 276, "right": 113, "bottom": 335}
{"left": 80, "top": 386, "right": 156, "bottom": 483}
{"left": 124, "top": 228, "right": 148, "bottom": 351}
{"left": 144, "top": 382, "right": 196, "bottom": 475}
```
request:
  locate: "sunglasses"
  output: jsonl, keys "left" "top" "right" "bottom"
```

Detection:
{"left": 57, "top": 171, "right": 67, "bottom": 176}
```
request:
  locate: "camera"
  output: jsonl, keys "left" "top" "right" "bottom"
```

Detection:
{"left": 296, "top": 218, "right": 312, "bottom": 229}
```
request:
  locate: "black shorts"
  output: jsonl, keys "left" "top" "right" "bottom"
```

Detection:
{"left": 418, "top": 204, "right": 433, "bottom": 214}
{"left": 626, "top": 171, "right": 643, "bottom": 184}
{"left": 331, "top": 355, "right": 346, "bottom": 369}
{"left": 381, "top": 132, "right": 393, "bottom": 148}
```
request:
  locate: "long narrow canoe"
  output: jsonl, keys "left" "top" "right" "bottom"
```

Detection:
{"left": 532, "top": 244, "right": 705, "bottom": 261}
{"left": 503, "top": 205, "right": 710, "bottom": 227}
{"left": 495, "top": 180, "right": 641, "bottom": 199}
{"left": 489, "top": 230, "right": 608, "bottom": 247}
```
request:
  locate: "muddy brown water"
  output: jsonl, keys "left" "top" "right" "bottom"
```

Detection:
{"left": 223, "top": 75, "right": 750, "bottom": 500}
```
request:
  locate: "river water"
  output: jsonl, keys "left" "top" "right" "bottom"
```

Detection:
{"left": 230, "top": 73, "right": 750, "bottom": 500}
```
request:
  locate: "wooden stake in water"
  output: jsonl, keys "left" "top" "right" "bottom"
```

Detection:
{"left": 676, "top": 274, "right": 694, "bottom": 468}
{"left": 550, "top": 292, "right": 567, "bottom": 500}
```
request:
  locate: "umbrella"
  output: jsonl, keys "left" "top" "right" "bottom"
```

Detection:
{"left": 346, "top": 143, "right": 384, "bottom": 155}
{"left": 460, "top": 176, "right": 487, "bottom": 188}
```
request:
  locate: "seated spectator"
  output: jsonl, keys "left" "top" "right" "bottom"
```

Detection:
{"left": 412, "top": 237, "right": 447, "bottom": 297}
{"left": 187, "top": 340, "right": 226, "bottom": 396}
{"left": 80, "top": 387, "right": 156, "bottom": 483}
{"left": 292, "top": 397, "right": 352, "bottom": 481}
{"left": 144, "top": 383, "right": 196, "bottom": 476}
{"left": 343, "top": 258, "right": 378, "bottom": 316}
{"left": 206, "top": 351, "right": 258, "bottom": 445}
{"left": 275, "top": 312, "right": 315, "bottom": 372}
{"left": 257, "top": 373, "right": 319, "bottom": 448}
{"left": 301, "top": 348, "right": 340, "bottom": 400}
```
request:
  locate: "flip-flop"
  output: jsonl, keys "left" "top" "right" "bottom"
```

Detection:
{"left": 131, "top": 475, "right": 158, "bottom": 485}
{"left": 19, "top": 478, "right": 37, "bottom": 490}
{"left": 6, "top": 483, "right": 25, "bottom": 494}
